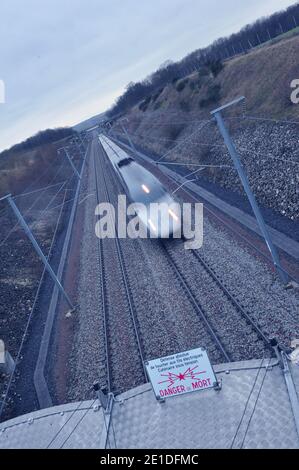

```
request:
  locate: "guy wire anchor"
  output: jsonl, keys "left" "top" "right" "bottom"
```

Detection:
{"left": 270, "top": 338, "right": 283, "bottom": 368}
{"left": 213, "top": 379, "right": 222, "bottom": 392}
{"left": 93, "top": 382, "right": 114, "bottom": 415}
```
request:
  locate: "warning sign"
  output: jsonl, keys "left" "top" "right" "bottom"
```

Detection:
{"left": 145, "top": 348, "right": 216, "bottom": 400}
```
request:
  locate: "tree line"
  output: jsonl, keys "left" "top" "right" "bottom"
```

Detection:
{"left": 0, "top": 127, "right": 75, "bottom": 158}
{"left": 107, "top": 2, "right": 299, "bottom": 118}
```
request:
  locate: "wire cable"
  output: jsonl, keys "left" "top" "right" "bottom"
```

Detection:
{"left": 230, "top": 355, "right": 266, "bottom": 449}
{"left": 0, "top": 180, "right": 66, "bottom": 249}
{"left": 113, "top": 129, "right": 224, "bottom": 149}
{"left": 240, "top": 358, "right": 271, "bottom": 448}
{"left": 58, "top": 400, "right": 97, "bottom": 449}
{"left": 237, "top": 114, "right": 299, "bottom": 126}
{"left": 46, "top": 400, "right": 86, "bottom": 448}
{"left": 13, "top": 181, "right": 67, "bottom": 199}
{"left": 0, "top": 189, "right": 68, "bottom": 421}
{"left": 157, "top": 119, "right": 214, "bottom": 162}
{"left": 7, "top": 148, "right": 62, "bottom": 199}
{"left": 157, "top": 161, "right": 233, "bottom": 168}
{"left": 0, "top": 158, "right": 68, "bottom": 247}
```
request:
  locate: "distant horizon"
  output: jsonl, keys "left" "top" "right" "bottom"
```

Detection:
{"left": 0, "top": 0, "right": 296, "bottom": 152}
{"left": 0, "top": 111, "right": 106, "bottom": 154}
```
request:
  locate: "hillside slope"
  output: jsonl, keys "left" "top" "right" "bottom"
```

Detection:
{"left": 111, "top": 34, "right": 299, "bottom": 223}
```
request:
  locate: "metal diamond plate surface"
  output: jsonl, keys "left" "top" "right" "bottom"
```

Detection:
{"left": 0, "top": 359, "right": 298, "bottom": 449}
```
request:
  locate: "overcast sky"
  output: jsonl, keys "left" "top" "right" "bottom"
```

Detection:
{"left": 0, "top": 0, "right": 296, "bottom": 150}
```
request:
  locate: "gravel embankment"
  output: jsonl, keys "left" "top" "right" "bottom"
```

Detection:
{"left": 200, "top": 218, "right": 299, "bottom": 349}
{"left": 67, "top": 145, "right": 105, "bottom": 402}
{"left": 120, "top": 118, "right": 299, "bottom": 237}
{"left": 119, "top": 237, "right": 225, "bottom": 363}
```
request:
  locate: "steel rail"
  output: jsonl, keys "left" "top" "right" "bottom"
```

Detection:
{"left": 96, "top": 140, "right": 148, "bottom": 388}
{"left": 190, "top": 249, "right": 273, "bottom": 350}
{"left": 160, "top": 241, "right": 232, "bottom": 363}
{"left": 104, "top": 133, "right": 277, "bottom": 359}
{"left": 102, "top": 133, "right": 231, "bottom": 363}
{"left": 93, "top": 146, "right": 112, "bottom": 393}
{"left": 109, "top": 134, "right": 298, "bottom": 284}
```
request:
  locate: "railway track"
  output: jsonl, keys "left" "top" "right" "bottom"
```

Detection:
{"left": 101, "top": 134, "right": 275, "bottom": 362}
{"left": 101, "top": 138, "right": 234, "bottom": 364}
{"left": 94, "top": 141, "right": 147, "bottom": 395}
{"left": 159, "top": 240, "right": 232, "bottom": 362}
{"left": 190, "top": 248, "right": 272, "bottom": 348}
{"left": 163, "top": 240, "right": 273, "bottom": 361}
{"left": 93, "top": 147, "right": 112, "bottom": 392}
{"left": 111, "top": 134, "right": 299, "bottom": 284}
{"left": 155, "top": 166, "right": 279, "bottom": 358}
{"left": 106, "top": 136, "right": 281, "bottom": 355}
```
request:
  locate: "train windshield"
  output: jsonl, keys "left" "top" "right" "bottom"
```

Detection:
{"left": 122, "top": 164, "right": 168, "bottom": 203}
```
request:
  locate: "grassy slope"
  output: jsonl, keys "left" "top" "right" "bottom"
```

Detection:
{"left": 219, "top": 35, "right": 298, "bottom": 118}
{"left": 0, "top": 139, "right": 66, "bottom": 201}
{"left": 126, "top": 33, "right": 299, "bottom": 121}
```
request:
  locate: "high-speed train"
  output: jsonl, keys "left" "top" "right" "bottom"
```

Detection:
{"left": 99, "top": 134, "right": 181, "bottom": 238}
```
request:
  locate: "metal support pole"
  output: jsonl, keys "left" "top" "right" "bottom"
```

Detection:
{"left": 93, "top": 382, "right": 115, "bottom": 448}
{"left": 256, "top": 32, "right": 261, "bottom": 45}
{"left": 78, "top": 133, "right": 86, "bottom": 148}
{"left": 272, "top": 338, "right": 299, "bottom": 440}
{"left": 59, "top": 147, "right": 81, "bottom": 179}
{"left": 120, "top": 120, "right": 137, "bottom": 156}
{"left": 211, "top": 97, "right": 288, "bottom": 283}
{"left": 93, "top": 382, "right": 113, "bottom": 413}
{"left": 75, "top": 139, "right": 85, "bottom": 158}
{"left": 267, "top": 29, "right": 271, "bottom": 41}
{"left": 79, "top": 135, "right": 87, "bottom": 154}
{"left": 281, "top": 351, "right": 299, "bottom": 439}
{"left": 4, "top": 195, "right": 74, "bottom": 308}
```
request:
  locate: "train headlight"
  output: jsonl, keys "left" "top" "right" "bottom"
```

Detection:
{"left": 168, "top": 208, "right": 179, "bottom": 222}
{"left": 148, "top": 219, "right": 157, "bottom": 232}
{"left": 142, "top": 184, "right": 150, "bottom": 194}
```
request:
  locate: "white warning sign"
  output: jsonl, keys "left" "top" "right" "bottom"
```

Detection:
{"left": 145, "top": 348, "right": 216, "bottom": 400}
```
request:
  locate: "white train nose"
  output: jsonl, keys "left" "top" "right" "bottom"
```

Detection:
{"left": 99, "top": 134, "right": 182, "bottom": 240}
{"left": 136, "top": 200, "right": 182, "bottom": 238}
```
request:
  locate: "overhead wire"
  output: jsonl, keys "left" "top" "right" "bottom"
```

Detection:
{"left": 7, "top": 147, "right": 62, "bottom": 200}
{"left": 0, "top": 157, "right": 71, "bottom": 247}
{"left": 111, "top": 128, "right": 297, "bottom": 283}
